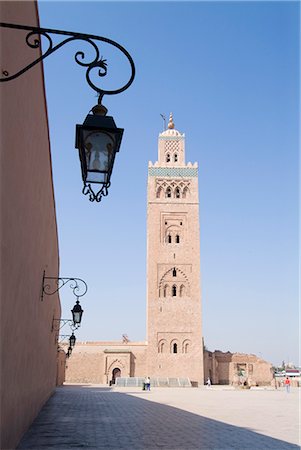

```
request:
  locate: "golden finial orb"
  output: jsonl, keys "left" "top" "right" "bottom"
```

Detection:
{"left": 168, "top": 112, "right": 174, "bottom": 129}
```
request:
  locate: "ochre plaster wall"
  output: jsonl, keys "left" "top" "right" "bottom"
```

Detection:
{"left": 57, "top": 350, "right": 66, "bottom": 386}
{"left": 66, "top": 346, "right": 105, "bottom": 384}
{"left": 0, "top": 2, "right": 60, "bottom": 448}
{"left": 204, "top": 351, "right": 273, "bottom": 386}
{"left": 66, "top": 342, "right": 148, "bottom": 384}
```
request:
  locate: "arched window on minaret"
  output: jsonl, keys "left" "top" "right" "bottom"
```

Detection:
{"left": 158, "top": 340, "right": 166, "bottom": 353}
{"left": 183, "top": 340, "right": 190, "bottom": 354}
{"left": 156, "top": 186, "right": 163, "bottom": 198}
{"left": 182, "top": 187, "right": 189, "bottom": 199}
{"left": 175, "top": 234, "right": 180, "bottom": 244}
{"left": 166, "top": 153, "right": 170, "bottom": 163}
{"left": 172, "top": 285, "right": 177, "bottom": 297}
{"left": 175, "top": 187, "right": 180, "bottom": 198}
{"left": 173, "top": 343, "right": 178, "bottom": 354}
{"left": 166, "top": 187, "right": 172, "bottom": 198}
{"left": 180, "top": 284, "right": 185, "bottom": 297}
{"left": 166, "top": 234, "right": 172, "bottom": 244}
{"left": 172, "top": 268, "right": 177, "bottom": 277}
{"left": 163, "top": 284, "right": 169, "bottom": 297}
{"left": 174, "top": 153, "right": 178, "bottom": 162}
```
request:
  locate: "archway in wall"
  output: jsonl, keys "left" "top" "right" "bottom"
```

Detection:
{"left": 111, "top": 367, "right": 121, "bottom": 384}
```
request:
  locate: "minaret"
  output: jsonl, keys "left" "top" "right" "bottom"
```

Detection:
{"left": 146, "top": 113, "right": 204, "bottom": 385}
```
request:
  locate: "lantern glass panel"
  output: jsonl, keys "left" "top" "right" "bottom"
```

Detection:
{"left": 82, "top": 130, "right": 116, "bottom": 184}
{"left": 72, "top": 311, "right": 81, "bottom": 324}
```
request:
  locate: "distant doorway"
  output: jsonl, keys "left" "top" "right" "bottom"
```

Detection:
{"left": 111, "top": 368, "right": 121, "bottom": 385}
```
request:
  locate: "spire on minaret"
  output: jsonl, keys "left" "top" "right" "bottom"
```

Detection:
{"left": 168, "top": 112, "right": 174, "bottom": 129}
{"left": 157, "top": 111, "right": 185, "bottom": 165}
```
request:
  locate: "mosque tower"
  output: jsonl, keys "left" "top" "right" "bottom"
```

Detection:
{"left": 146, "top": 113, "right": 204, "bottom": 385}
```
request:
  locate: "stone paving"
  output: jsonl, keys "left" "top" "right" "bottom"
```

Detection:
{"left": 17, "top": 384, "right": 300, "bottom": 450}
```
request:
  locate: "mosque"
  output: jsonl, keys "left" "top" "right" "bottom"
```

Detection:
{"left": 65, "top": 114, "right": 273, "bottom": 387}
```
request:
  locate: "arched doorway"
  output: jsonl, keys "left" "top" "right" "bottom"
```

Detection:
{"left": 111, "top": 367, "right": 121, "bottom": 385}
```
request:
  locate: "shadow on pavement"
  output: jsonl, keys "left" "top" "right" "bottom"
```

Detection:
{"left": 62, "top": 384, "right": 113, "bottom": 392}
{"left": 17, "top": 385, "right": 299, "bottom": 449}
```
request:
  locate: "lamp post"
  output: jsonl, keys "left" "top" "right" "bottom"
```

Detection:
{"left": 0, "top": 22, "right": 135, "bottom": 202}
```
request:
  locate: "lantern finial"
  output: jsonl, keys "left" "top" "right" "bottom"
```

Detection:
{"left": 91, "top": 95, "right": 108, "bottom": 116}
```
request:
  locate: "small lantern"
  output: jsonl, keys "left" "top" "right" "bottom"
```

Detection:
{"left": 75, "top": 101, "right": 124, "bottom": 202}
{"left": 71, "top": 299, "right": 83, "bottom": 326}
{"left": 69, "top": 333, "right": 76, "bottom": 348}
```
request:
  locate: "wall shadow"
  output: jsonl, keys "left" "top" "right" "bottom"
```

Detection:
{"left": 17, "top": 385, "right": 299, "bottom": 450}
{"left": 62, "top": 384, "right": 112, "bottom": 392}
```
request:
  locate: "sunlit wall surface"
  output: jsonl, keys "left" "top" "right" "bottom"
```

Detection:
{"left": 0, "top": 2, "right": 60, "bottom": 448}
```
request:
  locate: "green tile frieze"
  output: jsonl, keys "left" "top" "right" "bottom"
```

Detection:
{"left": 159, "top": 136, "right": 184, "bottom": 141}
{"left": 148, "top": 167, "right": 198, "bottom": 177}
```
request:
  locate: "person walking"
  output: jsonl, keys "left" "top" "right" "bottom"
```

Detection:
{"left": 144, "top": 376, "right": 151, "bottom": 391}
{"left": 284, "top": 376, "right": 291, "bottom": 393}
{"left": 146, "top": 376, "right": 151, "bottom": 391}
{"left": 206, "top": 377, "right": 211, "bottom": 388}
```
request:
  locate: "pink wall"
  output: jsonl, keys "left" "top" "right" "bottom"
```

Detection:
{"left": 0, "top": 2, "right": 61, "bottom": 448}
{"left": 57, "top": 350, "right": 66, "bottom": 386}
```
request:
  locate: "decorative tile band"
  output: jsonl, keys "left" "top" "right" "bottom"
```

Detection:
{"left": 148, "top": 167, "right": 198, "bottom": 177}
{"left": 159, "top": 136, "right": 184, "bottom": 141}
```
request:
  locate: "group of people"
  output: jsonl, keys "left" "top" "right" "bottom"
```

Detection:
{"left": 143, "top": 376, "right": 151, "bottom": 391}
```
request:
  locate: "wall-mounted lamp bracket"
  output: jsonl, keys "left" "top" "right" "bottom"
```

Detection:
{"left": 41, "top": 270, "right": 87, "bottom": 302}
{"left": 58, "top": 333, "right": 76, "bottom": 349}
{"left": 0, "top": 22, "right": 135, "bottom": 98}
{"left": 52, "top": 318, "right": 80, "bottom": 332}
{"left": 58, "top": 334, "right": 71, "bottom": 344}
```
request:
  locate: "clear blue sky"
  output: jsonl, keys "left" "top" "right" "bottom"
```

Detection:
{"left": 38, "top": 1, "right": 299, "bottom": 366}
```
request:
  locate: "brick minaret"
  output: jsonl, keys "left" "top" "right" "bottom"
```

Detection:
{"left": 146, "top": 113, "right": 204, "bottom": 385}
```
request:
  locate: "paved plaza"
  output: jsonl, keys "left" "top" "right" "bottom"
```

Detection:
{"left": 18, "top": 384, "right": 300, "bottom": 449}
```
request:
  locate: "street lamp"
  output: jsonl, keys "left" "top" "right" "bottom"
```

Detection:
{"left": 69, "top": 332, "right": 76, "bottom": 348}
{"left": 41, "top": 272, "right": 86, "bottom": 331}
{"left": 71, "top": 299, "right": 84, "bottom": 327}
{"left": 42, "top": 271, "right": 86, "bottom": 331}
{"left": 0, "top": 23, "right": 135, "bottom": 203}
{"left": 75, "top": 97, "right": 124, "bottom": 202}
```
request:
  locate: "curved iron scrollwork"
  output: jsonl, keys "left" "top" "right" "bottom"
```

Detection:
{"left": 41, "top": 270, "right": 87, "bottom": 302}
{"left": 53, "top": 319, "right": 80, "bottom": 332}
{"left": 58, "top": 334, "right": 71, "bottom": 344}
{"left": 0, "top": 23, "right": 135, "bottom": 97}
{"left": 82, "top": 182, "right": 110, "bottom": 202}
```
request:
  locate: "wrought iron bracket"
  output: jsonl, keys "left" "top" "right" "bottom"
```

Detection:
{"left": 0, "top": 22, "right": 135, "bottom": 97}
{"left": 58, "top": 334, "right": 71, "bottom": 344}
{"left": 58, "top": 334, "right": 76, "bottom": 345}
{"left": 41, "top": 270, "right": 87, "bottom": 302}
{"left": 52, "top": 318, "right": 80, "bottom": 332}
